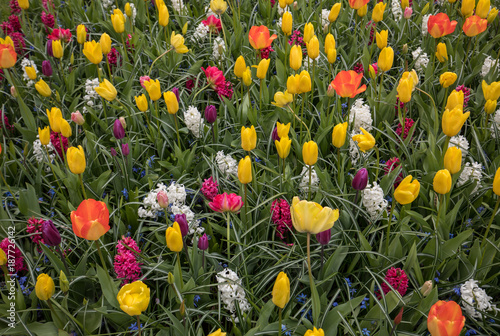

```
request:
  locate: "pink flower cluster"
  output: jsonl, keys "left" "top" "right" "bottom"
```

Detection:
{"left": 114, "top": 236, "right": 143, "bottom": 284}
{"left": 41, "top": 11, "right": 55, "bottom": 31}
{"left": 50, "top": 130, "right": 69, "bottom": 158}
{"left": 260, "top": 46, "right": 274, "bottom": 59}
{"left": 201, "top": 176, "right": 218, "bottom": 201}
{"left": 270, "top": 199, "right": 293, "bottom": 241}
{"left": 9, "top": 0, "right": 21, "bottom": 14}
{"left": 0, "top": 237, "right": 26, "bottom": 274}
{"left": 202, "top": 66, "right": 234, "bottom": 99}
{"left": 379, "top": 267, "right": 409, "bottom": 298}
{"left": 26, "top": 217, "right": 45, "bottom": 247}
{"left": 1, "top": 11, "right": 25, "bottom": 55}
{"left": 384, "top": 157, "right": 403, "bottom": 187}
{"left": 48, "top": 28, "right": 72, "bottom": 42}
{"left": 396, "top": 118, "right": 415, "bottom": 140}
{"left": 209, "top": 193, "right": 243, "bottom": 213}
{"left": 288, "top": 30, "right": 306, "bottom": 56}
{"left": 0, "top": 110, "right": 14, "bottom": 132}
{"left": 202, "top": 15, "right": 222, "bottom": 33}
{"left": 455, "top": 85, "right": 471, "bottom": 108}
{"left": 353, "top": 62, "right": 364, "bottom": 74}
{"left": 107, "top": 47, "right": 121, "bottom": 69}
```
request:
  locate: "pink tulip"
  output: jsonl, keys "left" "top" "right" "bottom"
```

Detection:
{"left": 209, "top": 192, "right": 244, "bottom": 213}
{"left": 71, "top": 111, "right": 85, "bottom": 125}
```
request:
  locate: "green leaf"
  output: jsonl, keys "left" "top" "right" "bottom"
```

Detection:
{"left": 96, "top": 265, "right": 119, "bottom": 309}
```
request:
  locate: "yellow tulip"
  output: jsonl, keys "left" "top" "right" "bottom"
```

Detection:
{"left": 59, "top": 270, "right": 69, "bottom": 293}
{"left": 401, "top": 0, "right": 409, "bottom": 9}
{"left": 439, "top": 72, "right": 457, "bottom": 88}
{"left": 234, "top": 56, "right": 246, "bottom": 78}
{"left": 0, "top": 36, "right": 14, "bottom": 49}
{"left": 287, "top": 74, "right": 300, "bottom": 94}
{"left": 135, "top": 94, "right": 148, "bottom": 112}
{"left": 277, "top": 122, "right": 291, "bottom": 138}
{"left": 35, "top": 79, "right": 51, "bottom": 97}
{"left": 125, "top": 2, "right": 132, "bottom": 17}
{"left": 47, "top": 107, "right": 62, "bottom": 133}
{"left": 476, "top": 0, "right": 490, "bottom": 19}
{"left": 272, "top": 272, "right": 290, "bottom": 309}
{"left": 282, "top": 12, "right": 293, "bottom": 36}
{"left": 38, "top": 126, "right": 51, "bottom": 146}
{"left": 376, "top": 30, "right": 388, "bottom": 49}
{"left": 67, "top": 146, "right": 86, "bottom": 175}
{"left": 210, "top": 0, "right": 228, "bottom": 15}
{"left": 17, "top": 0, "right": 29, "bottom": 10}
{"left": 461, "top": 0, "right": 475, "bottom": 17}
{"left": 328, "top": 3, "right": 342, "bottom": 22}
{"left": 485, "top": 100, "right": 497, "bottom": 114}
{"left": 241, "top": 125, "right": 257, "bottom": 151}
{"left": 59, "top": 119, "right": 72, "bottom": 138}
{"left": 208, "top": 329, "right": 227, "bottom": 336}
{"left": 164, "top": 91, "right": 179, "bottom": 114}
{"left": 77, "top": 24, "right": 87, "bottom": 44}
{"left": 493, "top": 167, "right": 500, "bottom": 196}
{"left": 95, "top": 79, "right": 117, "bottom": 101}
{"left": 275, "top": 136, "right": 292, "bottom": 159}
{"left": 298, "top": 70, "right": 312, "bottom": 93}
{"left": 435, "top": 42, "right": 448, "bottom": 63}
{"left": 372, "top": 2, "right": 387, "bottom": 22}
{"left": 378, "top": 46, "right": 394, "bottom": 72}
{"left": 83, "top": 40, "right": 103, "bottom": 64}
{"left": 117, "top": 281, "right": 150, "bottom": 316}
{"left": 166, "top": 222, "right": 183, "bottom": 252}
{"left": 401, "top": 70, "right": 418, "bottom": 90}
{"left": 143, "top": 79, "right": 161, "bottom": 101}
{"left": 304, "top": 327, "right": 325, "bottom": 336}
{"left": 35, "top": 274, "right": 55, "bottom": 301}
{"left": 442, "top": 107, "right": 470, "bottom": 137}
{"left": 111, "top": 9, "right": 126, "bottom": 33}
{"left": 433, "top": 169, "right": 452, "bottom": 195}
{"left": 394, "top": 175, "right": 420, "bottom": 204}
{"left": 357, "top": 4, "right": 368, "bottom": 17}
{"left": 52, "top": 40, "right": 63, "bottom": 59}
{"left": 290, "top": 45, "right": 302, "bottom": 71}
{"left": 482, "top": 80, "right": 500, "bottom": 101}
{"left": 397, "top": 77, "right": 413, "bottom": 103}
{"left": 256, "top": 58, "right": 271, "bottom": 79}
{"left": 446, "top": 90, "right": 464, "bottom": 111}
{"left": 331, "top": 122, "right": 348, "bottom": 148}
{"left": 352, "top": 127, "right": 375, "bottom": 152}
{"left": 158, "top": 4, "right": 169, "bottom": 27}
{"left": 278, "top": 0, "right": 286, "bottom": 8}
{"left": 325, "top": 34, "right": 337, "bottom": 64}
{"left": 242, "top": 67, "right": 252, "bottom": 86}
{"left": 171, "top": 32, "right": 189, "bottom": 54}
{"left": 306, "top": 35, "right": 320, "bottom": 60}
{"left": 25, "top": 66, "right": 37, "bottom": 80}
{"left": 238, "top": 156, "right": 252, "bottom": 184}
{"left": 100, "top": 33, "right": 111, "bottom": 54}
{"left": 444, "top": 146, "right": 462, "bottom": 174}
{"left": 272, "top": 91, "right": 294, "bottom": 107}
{"left": 302, "top": 140, "right": 318, "bottom": 166}
{"left": 487, "top": 8, "right": 498, "bottom": 23}
{"left": 303, "top": 23, "right": 314, "bottom": 43}
{"left": 0, "top": 248, "right": 6, "bottom": 266}
{"left": 290, "top": 196, "right": 339, "bottom": 234}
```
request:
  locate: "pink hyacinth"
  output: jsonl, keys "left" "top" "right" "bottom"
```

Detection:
{"left": 27, "top": 217, "right": 45, "bottom": 246}
{"left": 215, "top": 80, "right": 234, "bottom": 99}
{"left": 48, "top": 28, "right": 72, "bottom": 42}
{"left": 396, "top": 118, "right": 415, "bottom": 140}
{"left": 353, "top": 62, "right": 364, "bottom": 74}
{"left": 114, "top": 236, "right": 142, "bottom": 284}
{"left": 384, "top": 157, "right": 403, "bottom": 187}
{"left": 0, "top": 237, "right": 26, "bottom": 274}
{"left": 270, "top": 199, "right": 293, "bottom": 241}
{"left": 42, "top": 0, "right": 55, "bottom": 11}
{"left": 209, "top": 193, "right": 243, "bottom": 213}
{"left": 41, "top": 11, "right": 55, "bottom": 31}
{"left": 107, "top": 47, "right": 120, "bottom": 69}
{"left": 9, "top": 0, "right": 21, "bottom": 14}
{"left": 201, "top": 176, "right": 218, "bottom": 201}
{"left": 11, "top": 32, "right": 25, "bottom": 55}
{"left": 260, "top": 46, "right": 274, "bottom": 59}
{"left": 50, "top": 131, "right": 69, "bottom": 158}
{"left": 394, "top": 97, "right": 405, "bottom": 114}
{"left": 379, "top": 267, "right": 409, "bottom": 298}
{"left": 288, "top": 30, "right": 307, "bottom": 56}
{"left": 455, "top": 85, "right": 471, "bottom": 108}
{"left": 8, "top": 15, "right": 22, "bottom": 33}
{"left": 367, "top": 21, "right": 376, "bottom": 46}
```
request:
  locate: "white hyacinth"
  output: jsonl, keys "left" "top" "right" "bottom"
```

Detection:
{"left": 216, "top": 151, "right": 238, "bottom": 176}
{"left": 216, "top": 268, "right": 251, "bottom": 322}
{"left": 349, "top": 136, "right": 362, "bottom": 165}
{"left": 138, "top": 183, "right": 168, "bottom": 218}
{"left": 166, "top": 182, "right": 187, "bottom": 205}
{"left": 278, "top": 6, "right": 290, "bottom": 16}
{"left": 362, "top": 183, "right": 388, "bottom": 221}
{"left": 481, "top": 56, "right": 499, "bottom": 77}
{"left": 391, "top": 0, "right": 402, "bottom": 21}
{"left": 457, "top": 161, "right": 482, "bottom": 193}
{"left": 83, "top": 78, "right": 102, "bottom": 114}
{"left": 171, "top": 0, "right": 185, "bottom": 13}
{"left": 421, "top": 14, "right": 431, "bottom": 36}
{"left": 449, "top": 135, "right": 469, "bottom": 158}
{"left": 277, "top": 17, "right": 282, "bottom": 29}
{"left": 299, "top": 166, "right": 319, "bottom": 194}
{"left": 184, "top": 106, "right": 204, "bottom": 138}
{"left": 32, "top": 137, "right": 56, "bottom": 172}
{"left": 125, "top": 3, "right": 137, "bottom": 25}
{"left": 412, "top": 47, "right": 429, "bottom": 72}
{"left": 192, "top": 22, "right": 210, "bottom": 42}
{"left": 321, "top": 9, "right": 330, "bottom": 27}
{"left": 460, "top": 279, "right": 497, "bottom": 319}
{"left": 102, "top": 0, "right": 114, "bottom": 9}
{"left": 490, "top": 109, "right": 500, "bottom": 137}
{"left": 21, "top": 58, "right": 37, "bottom": 87}
{"left": 213, "top": 36, "right": 226, "bottom": 60}
{"left": 349, "top": 98, "right": 373, "bottom": 133}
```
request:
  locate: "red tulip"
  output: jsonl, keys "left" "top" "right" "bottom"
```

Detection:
{"left": 462, "top": 15, "right": 487, "bottom": 37}
{"left": 209, "top": 192, "right": 244, "bottom": 213}
{"left": 248, "top": 26, "right": 277, "bottom": 50}
{"left": 427, "top": 301, "right": 465, "bottom": 336}
{"left": 329, "top": 70, "right": 367, "bottom": 98}
{"left": 349, "top": 0, "right": 370, "bottom": 10}
{"left": 71, "top": 199, "right": 110, "bottom": 240}
{"left": 427, "top": 13, "right": 457, "bottom": 38}
{"left": 0, "top": 44, "right": 17, "bottom": 69}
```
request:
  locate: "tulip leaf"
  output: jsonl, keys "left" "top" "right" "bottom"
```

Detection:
{"left": 322, "top": 296, "right": 365, "bottom": 336}
{"left": 96, "top": 265, "right": 120, "bottom": 309}
{"left": 18, "top": 183, "right": 41, "bottom": 217}
{"left": 40, "top": 244, "right": 65, "bottom": 275}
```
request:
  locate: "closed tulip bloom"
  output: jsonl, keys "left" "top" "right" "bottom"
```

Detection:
{"left": 71, "top": 111, "right": 85, "bottom": 125}
{"left": 158, "top": 4, "right": 169, "bottom": 27}
{"left": 25, "top": 66, "right": 36, "bottom": 80}
{"left": 242, "top": 67, "right": 252, "bottom": 86}
{"left": 302, "top": 141, "right": 318, "bottom": 166}
{"left": 100, "top": 33, "right": 111, "bottom": 54}
{"left": 463, "top": 15, "right": 488, "bottom": 36}
{"left": 401, "top": 0, "right": 409, "bottom": 8}
{"left": 17, "top": 0, "right": 29, "bottom": 9}
{"left": 316, "top": 228, "right": 331, "bottom": 245}
{"left": 248, "top": 25, "right": 278, "bottom": 50}
{"left": 135, "top": 94, "right": 148, "bottom": 112}
{"left": 287, "top": 74, "right": 300, "bottom": 94}
{"left": 83, "top": 40, "right": 103, "bottom": 64}
{"left": 303, "top": 23, "right": 314, "bottom": 44}
{"left": 427, "top": 13, "right": 457, "bottom": 38}
{"left": 117, "top": 281, "right": 150, "bottom": 316}
{"left": 442, "top": 108, "right": 470, "bottom": 137}
{"left": 95, "top": 79, "right": 117, "bottom": 101}
{"left": 113, "top": 119, "right": 125, "bottom": 139}
{"left": 397, "top": 77, "right": 413, "bottom": 103}
{"left": 433, "top": 169, "right": 452, "bottom": 194}
{"left": 272, "top": 272, "right": 290, "bottom": 308}
{"left": 427, "top": 301, "right": 465, "bottom": 336}
{"left": 352, "top": 168, "right": 369, "bottom": 190}
{"left": 209, "top": 192, "right": 244, "bottom": 213}
{"left": 444, "top": 146, "right": 462, "bottom": 174}
{"left": 143, "top": 79, "right": 161, "bottom": 101}
{"left": 435, "top": 42, "right": 448, "bottom": 63}
{"left": 38, "top": 126, "right": 51, "bottom": 146}
{"left": 357, "top": 4, "right": 368, "bottom": 17}
{"left": 461, "top": 0, "right": 475, "bottom": 17}
{"left": 329, "top": 70, "right": 367, "bottom": 98}
{"left": 52, "top": 40, "right": 63, "bottom": 58}
{"left": 77, "top": 24, "right": 86, "bottom": 44}
{"left": 476, "top": 0, "right": 490, "bottom": 19}
{"left": 332, "top": 122, "right": 347, "bottom": 148}
{"left": 290, "top": 196, "right": 339, "bottom": 234}
{"left": 256, "top": 58, "right": 271, "bottom": 79}
{"left": 439, "top": 72, "right": 457, "bottom": 88}
{"left": 299, "top": 70, "right": 311, "bottom": 93}
{"left": 329, "top": 3, "right": 342, "bottom": 22}
{"left": 275, "top": 136, "right": 292, "bottom": 158}
{"left": 482, "top": 80, "right": 500, "bottom": 101}
{"left": 376, "top": 30, "right": 388, "bottom": 49}
{"left": 205, "top": 105, "right": 218, "bottom": 123}
{"left": 304, "top": 327, "right": 325, "bottom": 336}
{"left": 0, "top": 249, "right": 6, "bottom": 266}
{"left": 446, "top": 90, "right": 464, "bottom": 110}
{"left": 111, "top": 9, "right": 126, "bottom": 33}
{"left": 493, "top": 168, "right": 500, "bottom": 196}
{"left": 166, "top": 222, "right": 183, "bottom": 252}
{"left": 485, "top": 100, "right": 497, "bottom": 114}
{"left": 241, "top": 125, "right": 257, "bottom": 151}
{"left": 349, "top": 0, "right": 369, "bottom": 10}
{"left": 175, "top": 214, "right": 188, "bottom": 237}
{"left": 238, "top": 156, "right": 252, "bottom": 184}
{"left": 272, "top": 91, "right": 294, "bottom": 107}
{"left": 164, "top": 91, "right": 179, "bottom": 114}
{"left": 125, "top": 2, "right": 132, "bottom": 17}
{"left": 306, "top": 35, "right": 320, "bottom": 60}
{"left": 234, "top": 56, "right": 246, "bottom": 78}
{"left": 59, "top": 119, "right": 72, "bottom": 138}
{"left": 171, "top": 32, "right": 189, "bottom": 53}
{"left": 67, "top": 146, "right": 86, "bottom": 174}
{"left": 198, "top": 233, "right": 209, "bottom": 250}
{"left": 208, "top": 329, "right": 226, "bottom": 336}
{"left": 35, "top": 274, "right": 55, "bottom": 301}
{"left": 352, "top": 127, "right": 375, "bottom": 152}
{"left": 325, "top": 33, "right": 336, "bottom": 63}
{"left": 277, "top": 122, "right": 291, "bottom": 138}
{"left": 372, "top": 2, "right": 387, "bottom": 22}
{"left": 378, "top": 47, "right": 394, "bottom": 72}
{"left": 210, "top": 0, "right": 228, "bottom": 15}
{"left": 35, "top": 79, "right": 51, "bottom": 97}
{"left": 282, "top": 12, "right": 292, "bottom": 36}
{"left": 394, "top": 175, "right": 420, "bottom": 204}
{"left": 47, "top": 107, "right": 62, "bottom": 133}
{"left": 487, "top": 8, "right": 498, "bottom": 23}
{"left": 290, "top": 45, "right": 302, "bottom": 71}
{"left": 42, "top": 60, "right": 52, "bottom": 76}
{"left": 42, "top": 220, "right": 61, "bottom": 246}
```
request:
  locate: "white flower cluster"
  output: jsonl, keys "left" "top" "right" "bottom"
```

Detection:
{"left": 126, "top": 3, "right": 137, "bottom": 25}
{"left": 349, "top": 136, "right": 362, "bottom": 165}
{"left": 21, "top": 58, "right": 37, "bottom": 87}
{"left": 362, "top": 182, "right": 388, "bottom": 221}
{"left": 184, "top": 106, "right": 204, "bottom": 138}
{"left": 277, "top": 17, "right": 282, "bottom": 28}
{"left": 321, "top": 9, "right": 330, "bottom": 27}
{"left": 449, "top": 135, "right": 469, "bottom": 158}
{"left": 33, "top": 137, "right": 56, "bottom": 172}
{"left": 213, "top": 36, "right": 226, "bottom": 61}
{"left": 172, "top": 0, "right": 185, "bottom": 13}
{"left": 412, "top": 47, "right": 429, "bottom": 72}
{"left": 457, "top": 161, "right": 482, "bottom": 193}
{"left": 391, "top": 0, "right": 402, "bottom": 21}
{"left": 278, "top": 6, "right": 290, "bottom": 16}
{"left": 421, "top": 14, "right": 430, "bottom": 36}
{"left": 461, "top": 279, "right": 497, "bottom": 319}
{"left": 138, "top": 182, "right": 186, "bottom": 218}
{"left": 216, "top": 151, "right": 238, "bottom": 176}
{"left": 216, "top": 268, "right": 251, "bottom": 322}
{"left": 166, "top": 182, "right": 187, "bottom": 205}
{"left": 299, "top": 166, "right": 319, "bottom": 194}
{"left": 102, "top": 0, "right": 114, "bottom": 10}
{"left": 349, "top": 98, "right": 373, "bottom": 132}
{"left": 82, "top": 78, "right": 102, "bottom": 114}
{"left": 490, "top": 109, "right": 500, "bottom": 137}
{"left": 205, "top": 5, "right": 215, "bottom": 16}
{"left": 192, "top": 22, "right": 210, "bottom": 42}
{"left": 481, "top": 56, "right": 499, "bottom": 77}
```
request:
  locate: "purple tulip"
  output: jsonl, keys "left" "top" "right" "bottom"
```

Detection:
{"left": 198, "top": 233, "right": 209, "bottom": 250}
{"left": 272, "top": 127, "right": 280, "bottom": 142}
{"left": 316, "top": 229, "right": 331, "bottom": 245}
{"left": 175, "top": 214, "right": 189, "bottom": 237}
{"left": 42, "top": 60, "right": 53, "bottom": 77}
{"left": 172, "top": 87, "right": 180, "bottom": 102}
{"left": 121, "top": 143, "right": 130, "bottom": 156}
{"left": 42, "top": 220, "right": 61, "bottom": 246}
{"left": 46, "top": 40, "right": 53, "bottom": 57}
{"left": 205, "top": 105, "right": 217, "bottom": 123}
{"left": 110, "top": 148, "right": 117, "bottom": 156}
{"left": 352, "top": 168, "right": 368, "bottom": 190}
{"left": 113, "top": 119, "right": 125, "bottom": 139}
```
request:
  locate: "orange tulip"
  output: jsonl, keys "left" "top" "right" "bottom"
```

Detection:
{"left": 328, "top": 70, "right": 367, "bottom": 98}
{"left": 462, "top": 15, "right": 487, "bottom": 37}
{"left": 427, "top": 300, "right": 465, "bottom": 336}
{"left": 248, "top": 26, "right": 277, "bottom": 50}
{"left": 348, "top": 0, "right": 369, "bottom": 10}
{"left": 0, "top": 44, "right": 17, "bottom": 69}
{"left": 71, "top": 199, "right": 110, "bottom": 240}
{"left": 427, "top": 13, "right": 457, "bottom": 38}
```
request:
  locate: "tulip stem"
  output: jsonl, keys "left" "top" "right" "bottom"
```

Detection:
{"left": 300, "top": 93, "right": 305, "bottom": 142}
{"left": 336, "top": 148, "right": 340, "bottom": 173}
{"left": 479, "top": 198, "right": 500, "bottom": 262}
{"left": 259, "top": 79, "right": 263, "bottom": 112}
{"left": 308, "top": 165, "right": 312, "bottom": 201}
{"left": 441, "top": 87, "right": 449, "bottom": 113}
{"left": 226, "top": 213, "right": 231, "bottom": 261}
{"left": 59, "top": 134, "right": 68, "bottom": 167}
{"left": 306, "top": 232, "right": 315, "bottom": 324}
{"left": 176, "top": 252, "right": 183, "bottom": 289}
{"left": 148, "top": 48, "right": 173, "bottom": 76}
{"left": 56, "top": 245, "right": 71, "bottom": 277}
{"left": 174, "top": 115, "right": 181, "bottom": 149}
{"left": 377, "top": 72, "right": 384, "bottom": 115}
{"left": 374, "top": 146, "right": 380, "bottom": 181}
{"left": 442, "top": 136, "right": 450, "bottom": 161}
{"left": 79, "top": 174, "right": 87, "bottom": 199}
{"left": 244, "top": 184, "right": 248, "bottom": 228}
{"left": 385, "top": 197, "right": 396, "bottom": 256}
{"left": 155, "top": 101, "right": 160, "bottom": 132}
{"left": 95, "top": 240, "right": 108, "bottom": 274}
{"left": 286, "top": 105, "right": 311, "bottom": 141}
{"left": 137, "top": 315, "right": 142, "bottom": 336}
{"left": 278, "top": 308, "right": 282, "bottom": 336}
{"left": 47, "top": 299, "right": 64, "bottom": 329}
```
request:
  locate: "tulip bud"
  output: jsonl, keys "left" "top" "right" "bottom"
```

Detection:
{"left": 272, "top": 127, "right": 280, "bottom": 142}
{"left": 121, "top": 143, "right": 130, "bottom": 156}
{"left": 326, "top": 83, "right": 336, "bottom": 97}
{"left": 302, "top": 141, "right": 318, "bottom": 166}
{"left": 394, "top": 307, "right": 404, "bottom": 325}
{"left": 282, "top": 11, "right": 292, "bottom": 36}
{"left": 59, "top": 270, "right": 70, "bottom": 293}
{"left": 119, "top": 116, "right": 127, "bottom": 129}
{"left": 110, "top": 148, "right": 118, "bottom": 156}
{"left": 433, "top": 169, "right": 452, "bottom": 195}
{"left": 46, "top": 40, "right": 53, "bottom": 57}
{"left": 175, "top": 214, "right": 189, "bottom": 237}
{"left": 493, "top": 167, "right": 500, "bottom": 196}
{"left": 71, "top": 111, "right": 85, "bottom": 125}
{"left": 168, "top": 272, "right": 175, "bottom": 284}
{"left": 487, "top": 8, "right": 498, "bottom": 23}
{"left": 293, "top": 1, "right": 298, "bottom": 10}
{"left": 316, "top": 228, "right": 331, "bottom": 245}
{"left": 205, "top": 105, "right": 217, "bottom": 123}
{"left": 180, "top": 300, "right": 185, "bottom": 316}
{"left": 369, "top": 64, "right": 376, "bottom": 80}
{"left": 113, "top": 119, "right": 125, "bottom": 139}
{"left": 403, "top": 7, "right": 412, "bottom": 19}
{"left": 10, "top": 86, "right": 17, "bottom": 97}
{"left": 42, "top": 60, "right": 53, "bottom": 77}
{"left": 444, "top": 146, "right": 462, "bottom": 174}
{"left": 421, "top": 2, "right": 430, "bottom": 15}
{"left": 125, "top": 2, "right": 132, "bottom": 17}
{"left": 157, "top": 191, "right": 169, "bottom": 208}
{"left": 352, "top": 168, "right": 368, "bottom": 190}
{"left": 238, "top": 156, "right": 252, "bottom": 184}
{"left": 485, "top": 100, "right": 497, "bottom": 114}
{"left": 420, "top": 280, "right": 433, "bottom": 296}
{"left": 198, "top": 233, "right": 209, "bottom": 250}
{"left": 42, "top": 220, "right": 61, "bottom": 246}
{"left": 402, "top": 44, "right": 408, "bottom": 54}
